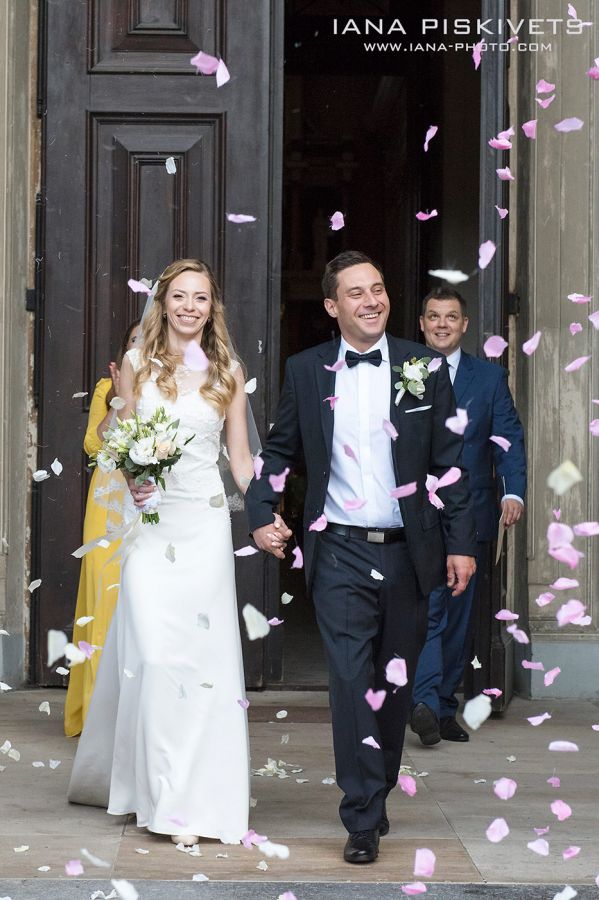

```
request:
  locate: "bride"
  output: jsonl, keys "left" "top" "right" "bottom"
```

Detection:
{"left": 68, "top": 259, "right": 277, "bottom": 846}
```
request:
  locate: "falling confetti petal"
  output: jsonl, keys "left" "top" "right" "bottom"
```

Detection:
{"left": 244, "top": 377, "right": 257, "bottom": 395}
{"left": 371, "top": 568, "right": 384, "bottom": 581}
{"left": 291, "top": 546, "right": 303, "bottom": 569}
{"left": 486, "top": 818, "right": 509, "bottom": 843}
{"left": 489, "top": 137, "right": 512, "bottom": 150}
{"left": 65, "top": 859, "right": 84, "bottom": 876}
{"left": 556, "top": 599, "right": 588, "bottom": 626}
{"left": 50, "top": 458, "right": 63, "bottom": 476}
{"left": 234, "top": 545, "right": 259, "bottom": 557}
{"left": 548, "top": 776, "right": 561, "bottom": 788}
{"left": 551, "top": 799, "right": 572, "bottom": 821}
{"left": 428, "top": 268, "right": 469, "bottom": 284}
{"left": 112, "top": 879, "right": 139, "bottom": 900}
{"left": 471, "top": 656, "right": 482, "bottom": 669}
{"left": 227, "top": 213, "right": 256, "bottom": 224}
{"left": 28, "top": 578, "right": 42, "bottom": 593}
{"left": 414, "top": 848, "right": 436, "bottom": 877}
{"left": 343, "top": 498, "right": 367, "bottom": 511}
{"left": 479, "top": 241, "right": 496, "bottom": 269}
{"left": 127, "top": 279, "right": 151, "bottom": 294}
{"left": 47, "top": 629, "right": 68, "bottom": 667}
{"left": 544, "top": 667, "right": 561, "bottom": 686}
{"left": 547, "top": 460, "right": 583, "bottom": 496}
{"left": 362, "top": 735, "right": 381, "bottom": 749}
{"left": 496, "top": 166, "right": 515, "bottom": 181}
{"left": 216, "top": 58, "right": 230, "bottom": 87}
{"left": 268, "top": 617, "right": 284, "bottom": 626}
{"left": 269, "top": 467, "right": 290, "bottom": 493}
{"left": 365, "top": 688, "right": 387, "bottom": 711}
{"left": 573, "top": 521, "right": 599, "bottom": 536}
{"left": 237, "top": 699, "right": 250, "bottom": 709}
{"left": 39, "top": 701, "right": 50, "bottom": 715}
{"left": 309, "top": 514, "right": 327, "bottom": 532}
{"left": 495, "top": 609, "right": 519, "bottom": 621}
{"left": 402, "top": 884, "right": 427, "bottom": 896}
{"left": 522, "top": 119, "right": 537, "bottom": 139}
{"left": 445, "top": 408, "right": 469, "bottom": 435}
{"left": 323, "top": 395, "right": 339, "bottom": 410}
{"left": 253, "top": 456, "right": 264, "bottom": 479}
{"left": 551, "top": 578, "right": 578, "bottom": 590}
{"left": 424, "top": 125, "right": 438, "bottom": 151}
{"left": 554, "top": 117, "right": 584, "bottom": 133}
{"left": 522, "top": 330, "right": 542, "bottom": 355}
{"left": 536, "top": 78, "right": 556, "bottom": 93}
{"left": 242, "top": 604, "right": 270, "bottom": 640}
{"left": 569, "top": 322, "right": 583, "bottom": 335}
{"left": 324, "top": 359, "right": 346, "bottom": 372}
{"left": 528, "top": 712, "right": 551, "bottom": 726}
{"left": 258, "top": 841, "right": 290, "bottom": 860}
{"left": 537, "top": 95, "right": 556, "bottom": 109}
{"left": 590, "top": 419, "right": 599, "bottom": 436}
{"left": 281, "top": 592, "right": 293, "bottom": 604}
{"left": 495, "top": 206, "right": 509, "bottom": 219}
{"left": 386, "top": 657, "right": 408, "bottom": 687}
{"left": 473, "top": 40, "right": 483, "bottom": 69}
{"left": 165, "top": 156, "right": 176, "bottom": 174}
{"left": 549, "top": 740, "right": 578, "bottom": 752}
{"left": 330, "top": 211, "right": 345, "bottom": 231}
{"left": 506, "top": 624, "right": 529, "bottom": 644}
{"left": 490, "top": 435, "right": 511, "bottom": 452}
{"left": 183, "top": 342, "right": 209, "bottom": 372}
{"left": 522, "top": 660, "right": 545, "bottom": 671}
{"left": 190, "top": 50, "right": 219, "bottom": 74}
{"left": 483, "top": 335, "right": 508, "bottom": 358}
{"left": 565, "top": 355, "right": 591, "bottom": 372}
{"left": 416, "top": 209, "right": 438, "bottom": 221}
{"left": 32, "top": 469, "right": 50, "bottom": 482}
{"left": 588, "top": 310, "right": 599, "bottom": 329}
{"left": 463, "top": 694, "right": 492, "bottom": 730}
{"left": 389, "top": 482, "right": 418, "bottom": 500}
{"left": 568, "top": 293, "right": 591, "bottom": 304}
{"left": 562, "top": 848, "right": 581, "bottom": 862}
{"left": 494, "top": 777, "right": 517, "bottom": 800}
{"left": 72, "top": 391, "right": 88, "bottom": 398}
{"left": 528, "top": 838, "right": 550, "bottom": 856}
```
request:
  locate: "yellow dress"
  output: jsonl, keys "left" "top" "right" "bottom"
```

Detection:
{"left": 64, "top": 378, "right": 122, "bottom": 737}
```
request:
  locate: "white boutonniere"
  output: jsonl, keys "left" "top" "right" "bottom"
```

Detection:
{"left": 392, "top": 356, "right": 440, "bottom": 406}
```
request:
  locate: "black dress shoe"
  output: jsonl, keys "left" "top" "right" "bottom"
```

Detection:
{"left": 440, "top": 716, "right": 469, "bottom": 742}
{"left": 379, "top": 802, "right": 389, "bottom": 836}
{"left": 410, "top": 702, "right": 441, "bottom": 746}
{"left": 343, "top": 829, "right": 379, "bottom": 864}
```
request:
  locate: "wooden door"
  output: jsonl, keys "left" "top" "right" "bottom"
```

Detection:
{"left": 33, "top": 0, "right": 283, "bottom": 685}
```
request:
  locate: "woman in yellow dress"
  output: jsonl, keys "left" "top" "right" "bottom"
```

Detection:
{"left": 64, "top": 319, "right": 141, "bottom": 736}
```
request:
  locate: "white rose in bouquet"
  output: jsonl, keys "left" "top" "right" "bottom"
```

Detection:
{"left": 155, "top": 438, "right": 174, "bottom": 461}
{"left": 96, "top": 450, "right": 117, "bottom": 473}
{"left": 129, "top": 436, "right": 158, "bottom": 467}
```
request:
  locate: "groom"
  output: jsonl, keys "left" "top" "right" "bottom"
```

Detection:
{"left": 245, "top": 251, "right": 476, "bottom": 864}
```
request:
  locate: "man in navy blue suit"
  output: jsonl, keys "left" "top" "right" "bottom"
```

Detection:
{"left": 410, "top": 286, "right": 526, "bottom": 745}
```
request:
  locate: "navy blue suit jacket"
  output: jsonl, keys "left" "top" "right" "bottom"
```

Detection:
{"left": 453, "top": 351, "right": 526, "bottom": 542}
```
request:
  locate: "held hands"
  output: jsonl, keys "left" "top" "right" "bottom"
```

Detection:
{"left": 126, "top": 474, "right": 156, "bottom": 509}
{"left": 446, "top": 554, "right": 477, "bottom": 597}
{"left": 501, "top": 498, "right": 524, "bottom": 527}
{"left": 252, "top": 514, "right": 293, "bottom": 560}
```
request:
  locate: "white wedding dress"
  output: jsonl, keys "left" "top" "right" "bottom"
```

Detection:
{"left": 68, "top": 348, "right": 250, "bottom": 842}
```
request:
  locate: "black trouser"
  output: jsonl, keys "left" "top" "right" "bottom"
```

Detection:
{"left": 311, "top": 530, "right": 428, "bottom": 833}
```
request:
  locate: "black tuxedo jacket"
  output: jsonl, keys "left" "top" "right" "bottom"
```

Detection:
{"left": 245, "top": 335, "right": 477, "bottom": 596}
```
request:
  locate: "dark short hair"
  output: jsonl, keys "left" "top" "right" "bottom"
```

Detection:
{"left": 421, "top": 286, "right": 468, "bottom": 317}
{"left": 322, "top": 250, "right": 384, "bottom": 300}
{"left": 117, "top": 317, "right": 142, "bottom": 366}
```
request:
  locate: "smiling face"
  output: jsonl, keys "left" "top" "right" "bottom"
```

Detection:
{"left": 324, "top": 263, "right": 390, "bottom": 352}
{"left": 420, "top": 298, "right": 469, "bottom": 356}
{"left": 164, "top": 270, "right": 212, "bottom": 348}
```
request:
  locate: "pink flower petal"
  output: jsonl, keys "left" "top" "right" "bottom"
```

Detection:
{"left": 402, "top": 883, "right": 427, "bottom": 896}
{"left": 268, "top": 618, "right": 284, "bottom": 627}
{"left": 383, "top": 419, "right": 399, "bottom": 440}
{"left": 567, "top": 3, "right": 577, "bottom": 18}
{"left": 568, "top": 293, "right": 591, "bottom": 304}
{"left": 253, "top": 456, "right": 264, "bottom": 480}
{"left": 484, "top": 335, "right": 508, "bottom": 358}
{"left": 522, "top": 330, "right": 542, "bottom": 355}
{"left": 127, "top": 278, "right": 151, "bottom": 294}
{"left": 587, "top": 65, "right": 599, "bottom": 79}
{"left": 65, "top": 859, "right": 84, "bottom": 876}
{"left": 77, "top": 640, "right": 94, "bottom": 660}
{"left": 269, "top": 467, "right": 290, "bottom": 493}
{"left": 445, "top": 408, "right": 469, "bottom": 435}
{"left": 547, "top": 776, "right": 561, "bottom": 787}
{"left": 496, "top": 166, "right": 515, "bottom": 181}
{"left": 343, "top": 498, "right": 367, "bottom": 511}
{"left": 190, "top": 50, "right": 219, "bottom": 74}
{"left": 547, "top": 522, "right": 575, "bottom": 547}
{"left": 414, "top": 848, "right": 436, "bottom": 878}
{"left": 323, "top": 395, "right": 339, "bottom": 410}
{"left": 241, "top": 829, "right": 267, "bottom": 849}
{"left": 536, "top": 95, "right": 556, "bottom": 109}
{"left": 308, "top": 514, "right": 327, "bottom": 533}
{"left": 527, "top": 838, "right": 549, "bottom": 856}
{"left": 486, "top": 817, "right": 510, "bottom": 843}
{"left": 536, "top": 78, "right": 556, "bottom": 93}
{"left": 234, "top": 545, "right": 259, "bottom": 557}
{"left": 437, "top": 466, "right": 462, "bottom": 489}
{"left": 473, "top": 41, "right": 483, "bottom": 70}
{"left": 416, "top": 209, "right": 438, "bottom": 221}
{"left": 527, "top": 712, "right": 551, "bottom": 726}
{"left": 479, "top": 240, "right": 497, "bottom": 269}
{"left": 365, "top": 688, "right": 387, "bottom": 711}
{"left": 490, "top": 435, "right": 511, "bottom": 452}
{"left": 495, "top": 205, "right": 509, "bottom": 219}
{"left": 522, "top": 119, "right": 537, "bottom": 139}
{"left": 551, "top": 799, "right": 572, "bottom": 821}
{"left": 428, "top": 356, "right": 443, "bottom": 373}
{"left": 556, "top": 599, "right": 587, "bottom": 626}
{"left": 497, "top": 126, "right": 514, "bottom": 141}
{"left": 398, "top": 774, "right": 418, "bottom": 797}
{"left": 589, "top": 310, "right": 599, "bottom": 329}
{"left": 590, "top": 419, "right": 599, "bottom": 437}
{"left": 548, "top": 545, "right": 584, "bottom": 569}
{"left": 494, "top": 777, "right": 517, "bottom": 800}
{"left": 330, "top": 211, "right": 345, "bottom": 231}
{"left": 569, "top": 322, "right": 583, "bottom": 335}
{"left": 386, "top": 657, "right": 408, "bottom": 688}
{"left": 390, "top": 482, "right": 418, "bottom": 499}
{"left": 534, "top": 826, "right": 550, "bottom": 835}
{"left": 237, "top": 698, "right": 250, "bottom": 709}
{"left": 424, "top": 125, "right": 438, "bottom": 152}
{"left": 591, "top": 724, "right": 599, "bottom": 731}
{"left": 553, "top": 508, "right": 561, "bottom": 519}
{"left": 291, "top": 546, "right": 303, "bottom": 569}
{"left": 507, "top": 35, "right": 518, "bottom": 44}
{"left": 483, "top": 688, "right": 503, "bottom": 697}
{"left": 573, "top": 521, "right": 599, "bottom": 537}
{"left": 183, "top": 341, "right": 209, "bottom": 371}
{"left": 428, "top": 491, "right": 445, "bottom": 510}
{"left": 324, "top": 359, "right": 346, "bottom": 372}
{"left": 522, "top": 660, "right": 545, "bottom": 671}
{"left": 544, "top": 667, "right": 561, "bottom": 686}
{"left": 563, "top": 846, "right": 581, "bottom": 860}
{"left": 362, "top": 735, "right": 381, "bottom": 749}
{"left": 343, "top": 444, "right": 359, "bottom": 463}
{"left": 495, "top": 609, "right": 519, "bottom": 621}
{"left": 506, "top": 624, "right": 529, "bottom": 644}
{"left": 535, "top": 592, "right": 555, "bottom": 607}
{"left": 488, "top": 138, "right": 512, "bottom": 150}
{"left": 215, "top": 58, "right": 230, "bottom": 87}
{"left": 554, "top": 117, "right": 584, "bottom": 133}
{"left": 227, "top": 213, "right": 256, "bottom": 224}
{"left": 550, "top": 577, "right": 579, "bottom": 590}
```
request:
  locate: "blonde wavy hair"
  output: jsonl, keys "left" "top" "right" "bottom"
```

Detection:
{"left": 134, "top": 259, "right": 236, "bottom": 416}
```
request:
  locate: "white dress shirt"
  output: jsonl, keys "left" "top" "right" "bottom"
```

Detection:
{"left": 324, "top": 335, "right": 404, "bottom": 528}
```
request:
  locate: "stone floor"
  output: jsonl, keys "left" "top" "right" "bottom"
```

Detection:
{"left": 1, "top": 688, "right": 599, "bottom": 899}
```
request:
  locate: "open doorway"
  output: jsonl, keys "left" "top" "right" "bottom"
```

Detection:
{"left": 272, "top": 0, "right": 481, "bottom": 688}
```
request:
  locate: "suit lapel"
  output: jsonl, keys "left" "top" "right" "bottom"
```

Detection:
{"left": 316, "top": 338, "right": 340, "bottom": 460}
{"left": 387, "top": 336, "right": 417, "bottom": 481}
{"left": 453, "top": 351, "right": 475, "bottom": 405}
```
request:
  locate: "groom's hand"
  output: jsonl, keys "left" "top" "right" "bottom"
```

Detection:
{"left": 252, "top": 513, "right": 293, "bottom": 560}
{"left": 446, "top": 555, "right": 477, "bottom": 597}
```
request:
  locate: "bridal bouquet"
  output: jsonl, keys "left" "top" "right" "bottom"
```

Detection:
{"left": 93, "top": 407, "right": 193, "bottom": 524}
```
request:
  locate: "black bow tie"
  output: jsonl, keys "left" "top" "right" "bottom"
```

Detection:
{"left": 345, "top": 349, "right": 383, "bottom": 368}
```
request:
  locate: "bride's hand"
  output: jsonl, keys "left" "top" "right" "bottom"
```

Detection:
{"left": 126, "top": 475, "right": 156, "bottom": 508}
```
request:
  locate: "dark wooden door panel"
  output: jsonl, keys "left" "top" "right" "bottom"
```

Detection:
{"left": 35, "top": 0, "right": 282, "bottom": 686}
